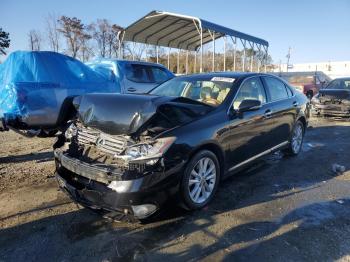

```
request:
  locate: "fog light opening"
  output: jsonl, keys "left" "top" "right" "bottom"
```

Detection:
{"left": 131, "top": 204, "right": 157, "bottom": 219}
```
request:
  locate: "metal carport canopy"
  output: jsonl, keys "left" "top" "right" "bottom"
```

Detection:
{"left": 120, "top": 10, "right": 269, "bottom": 73}
{"left": 122, "top": 10, "right": 269, "bottom": 51}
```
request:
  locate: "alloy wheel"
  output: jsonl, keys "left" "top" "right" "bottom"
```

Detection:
{"left": 188, "top": 157, "right": 217, "bottom": 204}
{"left": 292, "top": 123, "right": 303, "bottom": 154}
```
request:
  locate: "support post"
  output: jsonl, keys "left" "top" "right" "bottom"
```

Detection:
{"left": 264, "top": 46, "right": 269, "bottom": 73}
{"left": 233, "top": 37, "right": 237, "bottom": 71}
{"left": 200, "top": 28, "right": 203, "bottom": 73}
{"left": 156, "top": 46, "right": 159, "bottom": 64}
{"left": 242, "top": 40, "right": 246, "bottom": 72}
{"left": 249, "top": 42, "right": 254, "bottom": 72}
{"left": 145, "top": 45, "right": 149, "bottom": 62}
{"left": 223, "top": 36, "right": 226, "bottom": 71}
{"left": 167, "top": 48, "right": 170, "bottom": 69}
{"left": 177, "top": 49, "right": 180, "bottom": 74}
{"left": 118, "top": 31, "right": 125, "bottom": 59}
{"left": 208, "top": 30, "right": 215, "bottom": 71}
{"left": 132, "top": 42, "right": 136, "bottom": 61}
{"left": 186, "top": 50, "right": 189, "bottom": 74}
{"left": 194, "top": 50, "right": 197, "bottom": 73}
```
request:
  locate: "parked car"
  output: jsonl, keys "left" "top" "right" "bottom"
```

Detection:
{"left": 0, "top": 51, "right": 116, "bottom": 136}
{"left": 86, "top": 59, "right": 175, "bottom": 94}
{"left": 311, "top": 77, "right": 350, "bottom": 117}
{"left": 273, "top": 71, "right": 331, "bottom": 98}
{"left": 54, "top": 72, "right": 309, "bottom": 220}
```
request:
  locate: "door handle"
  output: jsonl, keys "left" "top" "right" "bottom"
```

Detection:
{"left": 264, "top": 109, "right": 272, "bottom": 118}
{"left": 127, "top": 87, "right": 137, "bottom": 92}
{"left": 293, "top": 101, "right": 299, "bottom": 107}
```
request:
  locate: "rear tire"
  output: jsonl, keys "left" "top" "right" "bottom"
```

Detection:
{"left": 180, "top": 150, "right": 220, "bottom": 210}
{"left": 283, "top": 120, "right": 305, "bottom": 156}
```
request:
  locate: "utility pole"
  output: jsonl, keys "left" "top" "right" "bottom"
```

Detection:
{"left": 286, "top": 47, "right": 291, "bottom": 72}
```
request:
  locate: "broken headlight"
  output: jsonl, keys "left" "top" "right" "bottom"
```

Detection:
{"left": 124, "top": 137, "right": 176, "bottom": 163}
{"left": 65, "top": 123, "right": 77, "bottom": 140}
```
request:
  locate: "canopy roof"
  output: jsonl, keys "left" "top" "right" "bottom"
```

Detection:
{"left": 123, "top": 10, "right": 269, "bottom": 51}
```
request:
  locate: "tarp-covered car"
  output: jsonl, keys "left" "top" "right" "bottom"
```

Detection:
{"left": 311, "top": 77, "right": 350, "bottom": 117}
{"left": 0, "top": 51, "right": 116, "bottom": 134}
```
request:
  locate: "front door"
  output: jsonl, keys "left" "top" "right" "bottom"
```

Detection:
{"left": 219, "top": 77, "right": 272, "bottom": 171}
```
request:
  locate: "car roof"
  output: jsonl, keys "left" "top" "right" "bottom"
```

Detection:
{"left": 87, "top": 58, "right": 168, "bottom": 68}
{"left": 331, "top": 77, "right": 350, "bottom": 81}
{"left": 174, "top": 72, "right": 275, "bottom": 80}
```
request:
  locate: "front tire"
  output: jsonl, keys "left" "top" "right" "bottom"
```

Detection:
{"left": 284, "top": 120, "right": 305, "bottom": 156}
{"left": 180, "top": 150, "right": 220, "bottom": 210}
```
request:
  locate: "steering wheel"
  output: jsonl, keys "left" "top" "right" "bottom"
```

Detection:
{"left": 203, "top": 97, "right": 221, "bottom": 106}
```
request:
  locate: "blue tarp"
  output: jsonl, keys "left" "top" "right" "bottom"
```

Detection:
{"left": 0, "top": 51, "right": 117, "bottom": 125}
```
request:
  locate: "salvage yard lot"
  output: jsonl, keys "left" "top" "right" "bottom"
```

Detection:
{"left": 1, "top": 118, "right": 350, "bottom": 261}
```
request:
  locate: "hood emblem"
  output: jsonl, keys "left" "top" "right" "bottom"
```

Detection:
{"left": 96, "top": 136, "right": 105, "bottom": 147}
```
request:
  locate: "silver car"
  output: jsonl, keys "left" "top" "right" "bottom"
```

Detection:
{"left": 87, "top": 59, "right": 175, "bottom": 94}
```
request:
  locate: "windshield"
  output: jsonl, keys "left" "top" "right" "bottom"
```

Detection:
{"left": 326, "top": 79, "right": 350, "bottom": 90}
{"left": 149, "top": 77, "right": 235, "bottom": 106}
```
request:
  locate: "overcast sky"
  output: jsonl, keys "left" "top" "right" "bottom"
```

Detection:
{"left": 2, "top": 0, "right": 350, "bottom": 64}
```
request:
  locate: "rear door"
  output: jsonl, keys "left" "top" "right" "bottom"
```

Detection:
{"left": 261, "top": 76, "right": 297, "bottom": 147}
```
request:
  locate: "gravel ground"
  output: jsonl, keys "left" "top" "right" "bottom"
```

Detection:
{"left": 1, "top": 118, "right": 350, "bottom": 261}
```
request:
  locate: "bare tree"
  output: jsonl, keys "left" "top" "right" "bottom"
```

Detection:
{"left": 108, "top": 24, "right": 123, "bottom": 58}
{"left": 90, "top": 20, "right": 123, "bottom": 58}
{"left": 78, "top": 33, "right": 93, "bottom": 62}
{"left": 45, "top": 13, "right": 60, "bottom": 52}
{"left": 90, "top": 19, "right": 109, "bottom": 58}
{"left": 28, "top": 30, "right": 42, "bottom": 51}
{"left": 0, "top": 28, "right": 10, "bottom": 55}
{"left": 58, "top": 16, "right": 90, "bottom": 58}
{"left": 124, "top": 42, "right": 147, "bottom": 60}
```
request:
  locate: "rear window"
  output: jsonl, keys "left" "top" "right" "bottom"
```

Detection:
{"left": 125, "top": 64, "right": 152, "bottom": 83}
{"left": 326, "top": 79, "right": 350, "bottom": 90}
{"left": 151, "top": 67, "right": 170, "bottom": 83}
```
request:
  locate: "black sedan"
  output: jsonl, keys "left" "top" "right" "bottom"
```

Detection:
{"left": 311, "top": 77, "right": 350, "bottom": 117}
{"left": 54, "top": 73, "right": 309, "bottom": 219}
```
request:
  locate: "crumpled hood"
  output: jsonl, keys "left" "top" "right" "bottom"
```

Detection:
{"left": 73, "top": 93, "right": 212, "bottom": 136}
{"left": 319, "top": 89, "right": 350, "bottom": 103}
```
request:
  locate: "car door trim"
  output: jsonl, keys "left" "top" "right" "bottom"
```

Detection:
{"left": 228, "top": 141, "right": 289, "bottom": 172}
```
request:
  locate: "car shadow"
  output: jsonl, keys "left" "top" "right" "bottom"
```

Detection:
{"left": 0, "top": 151, "right": 54, "bottom": 164}
{"left": 1, "top": 123, "right": 350, "bottom": 261}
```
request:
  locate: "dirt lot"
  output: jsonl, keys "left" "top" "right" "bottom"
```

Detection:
{"left": 1, "top": 118, "right": 350, "bottom": 261}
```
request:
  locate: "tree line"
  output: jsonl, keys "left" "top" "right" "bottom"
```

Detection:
{"left": 1, "top": 14, "right": 274, "bottom": 73}
{"left": 27, "top": 14, "right": 124, "bottom": 62}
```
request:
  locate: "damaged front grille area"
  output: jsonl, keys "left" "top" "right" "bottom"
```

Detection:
{"left": 77, "top": 125, "right": 131, "bottom": 156}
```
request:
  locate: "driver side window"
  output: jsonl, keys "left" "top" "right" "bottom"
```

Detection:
{"left": 233, "top": 77, "right": 266, "bottom": 109}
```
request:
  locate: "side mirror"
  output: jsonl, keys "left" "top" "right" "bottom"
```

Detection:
{"left": 238, "top": 99, "right": 262, "bottom": 112}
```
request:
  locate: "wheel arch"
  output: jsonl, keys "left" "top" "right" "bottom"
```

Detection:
{"left": 187, "top": 142, "right": 225, "bottom": 178}
{"left": 296, "top": 115, "right": 307, "bottom": 131}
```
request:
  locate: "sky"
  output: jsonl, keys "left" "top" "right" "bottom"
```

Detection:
{"left": 1, "top": 0, "right": 350, "bottom": 64}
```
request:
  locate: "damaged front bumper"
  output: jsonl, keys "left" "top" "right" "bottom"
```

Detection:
{"left": 311, "top": 103, "right": 350, "bottom": 117}
{"left": 55, "top": 149, "right": 184, "bottom": 219}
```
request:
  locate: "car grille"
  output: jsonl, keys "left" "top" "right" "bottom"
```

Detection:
{"left": 76, "top": 126, "right": 129, "bottom": 156}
